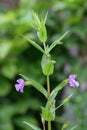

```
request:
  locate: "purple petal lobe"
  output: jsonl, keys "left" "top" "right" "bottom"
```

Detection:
{"left": 69, "top": 74, "right": 79, "bottom": 87}
{"left": 17, "top": 78, "right": 25, "bottom": 84}
{"left": 69, "top": 74, "right": 76, "bottom": 80}
{"left": 15, "top": 78, "right": 25, "bottom": 93}
{"left": 74, "top": 81, "right": 79, "bottom": 87}
{"left": 15, "top": 84, "right": 21, "bottom": 91}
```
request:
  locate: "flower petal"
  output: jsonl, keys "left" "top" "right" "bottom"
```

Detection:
{"left": 15, "top": 78, "right": 25, "bottom": 92}
{"left": 69, "top": 74, "right": 79, "bottom": 87}
{"left": 17, "top": 78, "right": 25, "bottom": 84}
{"left": 74, "top": 81, "right": 79, "bottom": 87}
{"left": 15, "top": 84, "right": 21, "bottom": 91}
{"left": 69, "top": 74, "right": 76, "bottom": 80}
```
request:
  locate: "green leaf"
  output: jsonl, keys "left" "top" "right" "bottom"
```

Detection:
{"left": 37, "top": 19, "right": 47, "bottom": 43}
{"left": 22, "top": 35, "right": 45, "bottom": 54}
{"left": 31, "top": 11, "right": 47, "bottom": 43}
{"left": 23, "top": 121, "right": 41, "bottom": 130}
{"left": 50, "top": 79, "right": 69, "bottom": 101}
{"left": 20, "top": 74, "right": 47, "bottom": 98}
{"left": 32, "top": 10, "right": 40, "bottom": 27}
{"left": 47, "top": 31, "right": 69, "bottom": 53}
{"left": 41, "top": 54, "right": 55, "bottom": 75}
{"left": 46, "top": 100, "right": 55, "bottom": 119}
{"left": 42, "top": 61, "right": 55, "bottom": 76}
{"left": 53, "top": 94, "right": 73, "bottom": 112}
{"left": 62, "top": 94, "right": 73, "bottom": 104}
{"left": 61, "top": 121, "right": 70, "bottom": 130}
{"left": 41, "top": 107, "right": 55, "bottom": 121}
{"left": 44, "top": 12, "right": 48, "bottom": 24}
{"left": 70, "top": 125, "right": 78, "bottom": 130}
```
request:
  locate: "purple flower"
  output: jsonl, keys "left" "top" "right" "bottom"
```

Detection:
{"left": 15, "top": 78, "right": 25, "bottom": 92}
{"left": 69, "top": 74, "right": 79, "bottom": 87}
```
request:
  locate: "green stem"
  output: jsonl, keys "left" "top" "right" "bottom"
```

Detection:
{"left": 47, "top": 75, "right": 51, "bottom": 130}
{"left": 43, "top": 42, "right": 51, "bottom": 130}
{"left": 43, "top": 42, "right": 46, "bottom": 51}
{"left": 47, "top": 75, "right": 50, "bottom": 98}
{"left": 48, "top": 121, "right": 51, "bottom": 130}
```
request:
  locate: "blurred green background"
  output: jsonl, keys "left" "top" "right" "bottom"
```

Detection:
{"left": 0, "top": 0, "right": 87, "bottom": 130}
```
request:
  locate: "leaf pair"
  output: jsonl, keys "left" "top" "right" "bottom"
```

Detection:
{"left": 21, "top": 74, "right": 69, "bottom": 100}
{"left": 32, "top": 11, "right": 47, "bottom": 43}
{"left": 41, "top": 54, "right": 55, "bottom": 76}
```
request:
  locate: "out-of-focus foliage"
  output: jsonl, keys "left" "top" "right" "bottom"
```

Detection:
{"left": 0, "top": 0, "right": 87, "bottom": 130}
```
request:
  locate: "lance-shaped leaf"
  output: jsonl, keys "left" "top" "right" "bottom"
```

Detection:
{"left": 61, "top": 121, "right": 70, "bottom": 130}
{"left": 20, "top": 74, "right": 47, "bottom": 98}
{"left": 31, "top": 11, "right": 47, "bottom": 43}
{"left": 22, "top": 35, "right": 45, "bottom": 54}
{"left": 23, "top": 121, "right": 41, "bottom": 130}
{"left": 41, "top": 107, "right": 55, "bottom": 121}
{"left": 47, "top": 31, "right": 69, "bottom": 53}
{"left": 52, "top": 94, "right": 73, "bottom": 112}
{"left": 70, "top": 125, "right": 78, "bottom": 130}
{"left": 32, "top": 10, "right": 40, "bottom": 28}
{"left": 50, "top": 79, "right": 69, "bottom": 101}
{"left": 44, "top": 12, "right": 48, "bottom": 24}
{"left": 37, "top": 19, "right": 47, "bottom": 43}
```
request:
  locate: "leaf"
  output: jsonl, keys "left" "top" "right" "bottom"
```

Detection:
{"left": 43, "top": 61, "right": 55, "bottom": 75}
{"left": 23, "top": 121, "right": 41, "bottom": 130}
{"left": 41, "top": 54, "right": 55, "bottom": 76}
{"left": 46, "top": 100, "right": 56, "bottom": 119}
{"left": 22, "top": 35, "right": 45, "bottom": 54}
{"left": 44, "top": 12, "right": 48, "bottom": 24}
{"left": 31, "top": 11, "right": 47, "bottom": 43}
{"left": 47, "top": 31, "right": 69, "bottom": 53}
{"left": 41, "top": 107, "right": 55, "bottom": 121}
{"left": 32, "top": 10, "right": 40, "bottom": 27}
{"left": 53, "top": 94, "right": 73, "bottom": 112}
{"left": 20, "top": 74, "right": 47, "bottom": 98}
{"left": 61, "top": 121, "right": 70, "bottom": 130}
{"left": 37, "top": 19, "right": 47, "bottom": 43}
{"left": 50, "top": 79, "right": 69, "bottom": 101}
{"left": 70, "top": 125, "right": 78, "bottom": 130}
{"left": 62, "top": 94, "right": 73, "bottom": 104}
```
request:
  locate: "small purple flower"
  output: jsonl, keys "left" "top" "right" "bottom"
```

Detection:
{"left": 69, "top": 74, "right": 79, "bottom": 87}
{"left": 15, "top": 78, "right": 25, "bottom": 92}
